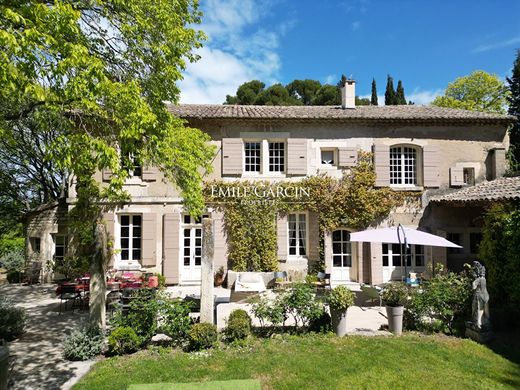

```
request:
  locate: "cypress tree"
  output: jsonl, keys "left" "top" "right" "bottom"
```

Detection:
{"left": 507, "top": 49, "right": 520, "bottom": 169}
{"left": 385, "top": 75, "right": 396, "bottom": 105}
{"left": 371, "top": 78, "right": 378, "bottom": 105}
{"left": 396, "top": 80, "right": 407, "bottom": 105}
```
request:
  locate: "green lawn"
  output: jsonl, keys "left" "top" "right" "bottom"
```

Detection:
{"left": 73, "top": 334, "right": 520, "bottom": 390}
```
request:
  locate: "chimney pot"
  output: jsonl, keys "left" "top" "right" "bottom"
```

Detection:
{"left": 341, "top": 78, "right": 356, "bottom": 109}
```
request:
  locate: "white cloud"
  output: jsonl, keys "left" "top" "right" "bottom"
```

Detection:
{"left": 407, "top": 88, "right": 443, "bottom": 105}
{"left": 472, "top": 36, "right": 520, "bottom": 53}
{"left": 323, "top": 74, "right": 338, "bottom": 85}
{"left": 179, "top": 0, "right": 282, "bottom": 103}
{"left": 351, "top": 21, "right": 361, "bottom": 31}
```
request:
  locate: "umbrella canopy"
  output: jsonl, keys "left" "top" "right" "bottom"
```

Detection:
{"left": 349, "top": 226, "right": 462, "bottom": 248}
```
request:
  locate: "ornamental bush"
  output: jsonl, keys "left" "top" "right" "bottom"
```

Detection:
{"left": 158, "top": 298, "right": 193, "bottom": 345}
{"left": 327, "top": 285, "right": 355, "bottom": 311}
{"left": 0, "top": 298, "right": 26, "bottom": 341}
{"left": 186, "top": 323, "right": 218, "bottom": 351}
{"left": 1, "top": 248, "right": 25, "bottom": 284}
{"left": 63, "top": 323, "right": 104, "bottom": 361}
{"left": 108, "top": 326, "right": 140, "bottom": 355}
{"left": 282, "top": 283, "right": 325, "bottom": 328}
{"left": 224, "top": 309, "right": 252, "bottom": 342}
{"left": 381, "top": 282, "right": 408, "bottom": 307}
{"left": 250, "top": 294, "right": 286, "bottom": 327}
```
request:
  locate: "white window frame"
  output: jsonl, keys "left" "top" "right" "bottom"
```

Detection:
{"left": 320, "top": 148, "right": 337, "bottom": 167}
{"left": 331, "top": 229, "right": 352, "bottom": 268}
{"left": 242, "top": 139, "right": 286, "bottom": 176}
{"left": 288, "top": 212, "right": 308, "bottom": 258}
{"left": 119, "top": 214, "right": 142, "bottom": 262}
{"left": 244, "top": 141, "right": 262, "bottom": 173}
{"left": 53, "top": 235, "right": 68, "bottom": 264}
{"left": 382, "top": 243, "right": 426, "bottom": 269}
{"left": 390, "top": 145, "right": 420, "bottom": 187}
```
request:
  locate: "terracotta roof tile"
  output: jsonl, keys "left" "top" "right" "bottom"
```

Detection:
{"left": 431, "top": 176, "right": 520, "bottom": 203}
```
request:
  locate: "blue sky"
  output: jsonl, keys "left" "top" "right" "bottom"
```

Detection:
{"left": 179, "top": 0, "right": 520, "bottom": 105}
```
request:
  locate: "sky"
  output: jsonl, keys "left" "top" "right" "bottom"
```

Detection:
{"left": 179, "top": 0, "right": 520, "bottom": 105}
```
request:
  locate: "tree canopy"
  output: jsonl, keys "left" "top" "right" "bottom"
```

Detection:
{"left": 432, "top": 70, "right": 509, "bottom": 114}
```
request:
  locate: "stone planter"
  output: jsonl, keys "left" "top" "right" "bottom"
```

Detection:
{"left": 330, "top": 308, "right": 349, "bottom": 337}
{"left": 386, "top": 305, "right": 404, "bottom": 335}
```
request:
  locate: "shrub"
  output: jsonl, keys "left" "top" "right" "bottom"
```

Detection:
{"left": 404, "top": 271, "right": 472, "bottom": 335}
{"left": 327, "top": 286, "right": 355, "bottom": 311}
{"left": 63, "top": 324, "right": 104, "bottom": 361}
{"left": 224, "top": 310, "right": 252, "bottom": 342}
{"left": 157, "top": 273, "right": 166, "bottom": 288}
{"left": 305, "top": 274, "right": 318, "bottom": 284}
{"left": 283, "top": 283, "right": 325, "bottom": 328}
{"left": 309, "top": 311, "right": 332, "bottom": 333}
{"left": 1, "top": 248, "right": 25, "bottom": 283}
{"left": 381, "top": 282, "right": 408, "bottom": 307}
{"left": 186, "top": 323, "right": 218, "bottom": 351}
{"left": 250, "top": 294, "right": 286, "bottom": 327}
{"left": 158, "top": 297, "right": 193, "bottom": 345}
{"left": 0, "top": 298, "right": 26, "bottom": 341}
{"left": 108, "top": 326, "right": 140, "bottom": 355}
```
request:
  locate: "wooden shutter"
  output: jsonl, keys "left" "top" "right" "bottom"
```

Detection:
{"left": 450, "top": 167, "right": 465, "bottom": 187}
{"left": 141, "top": 213, "right": 157, "bottom": 266}
{"left": 338, "top": 147, "right": 357, "bottom": 167}
{"left": 287, "top": 138, "right": 308, "bottom": 175}
{"left": 102, "top": 169, "right": 112, "bottom": 182}
{"left": 277, "top": 215, "right": 288, "bottom": 261}
{"left": 163, "top": 213, "right": 181, "bottom": 284}
{"left": 103, "top": 213, "right": 115, "bottom": 267}
{"left": 142, "top": 166, "right": 159, "bottom": 182}
{"left": 222, "top": 138, "right": 243, "bottom": 175}
{"left": 373, "top": 144, "right": 390, "bottom": 187}
{"left": 423, "top": 145, "right": 440, "bottom": 188}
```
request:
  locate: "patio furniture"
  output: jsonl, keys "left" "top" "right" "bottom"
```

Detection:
{"left": 58, "top": 284, "right": 82, "bottom": 314}
{"left": 23, "top": 261, "right": 42, "bottom": 285}
{"left": 273, "top": 271, "right": 290, "bottom": 290}
{"left": 315, "top": 272, "right": 331, "bottom": 290}
{"left": 360, "top": 284, "right": 382, "bottom": 307}
{"left": 231, "top": 272, "right": 267, "bottom": 302}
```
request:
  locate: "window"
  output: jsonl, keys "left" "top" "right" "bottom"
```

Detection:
{"left": 332, "top": 230, "right": 352, "bottom": 267}
{"left": 30, "top": 237, "right": 41, "bottom": 254}
{"left": 244, "top": 142, "right": 261, "bottom": 172}
{"left": 321, "top": 149, "right": 335, "bottom": 166}
{"left": 463, "top": 168, "right": 475, "bottom": 186}
{"left": 269, "top": 142, "right": 285, "bottom": 172}
{"left": 470, "top": 232, "right": 482, "bottom": 254}
{"left": 415, "top": 245, "right": 425, "bottom": 266}
{"left": 382, "top": 243, "right": 425, "bottom": 267}
{"left": 121, "top": 153, "right": 142, "bottom": 178}
{"left": 54, "top": 235, "right": 68, "bottom": 264}
{"left": 120, "top": 215, "right": 142, "bottom": 261}
{"left": 447, "top": 233, "right": 463, "bottom": 254}
{"left": 288, "top": 213, "right": 306, "bottom": 256}
{"left": 390, "top": 146, "right": 417, "bottom": 186}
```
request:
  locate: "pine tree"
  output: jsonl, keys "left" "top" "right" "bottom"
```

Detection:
{"left": 396, "top": 80, "right": 407, "bottom": 105}
{"left": 385, "top": 75, "right": 396, "bottom": 105}
{"left": 507, "top": 49, "right": 520, "bottom": 170}
{"left": 371, "top": 78, "right": 378, "bottom": 105}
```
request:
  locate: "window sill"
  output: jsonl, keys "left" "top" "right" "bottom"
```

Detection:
{"left": 124, "top": 178, "right": 147, "bottom": 187}
{"left": 390, "top": 186, "right": 423, "bottom": 192}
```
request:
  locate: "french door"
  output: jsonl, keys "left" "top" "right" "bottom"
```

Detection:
{"left": 180, "top": 215, "right": 202, "bottom": 284}
{"left": 331, "top": 230, "right": 352, "bottom": 283}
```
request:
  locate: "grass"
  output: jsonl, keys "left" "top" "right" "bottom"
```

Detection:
{"left": 73, "top": 333, "right": 520, "bottom": 390}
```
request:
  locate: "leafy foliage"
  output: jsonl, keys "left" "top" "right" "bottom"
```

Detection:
{"left": 404, "top": 271, "right": 472, "bottom": 335}
{"left": 1, "top": 247, "right": 26, "bottom": 283}
{"left": 432, "top": 70, "right": 509, "bottom": 114}
{"left": 108, "top": 326, "right": 140, "bottom": 356}
{"left": 158, "top": 298, "right": 193, "bottom": 345}
{"left": 381, "top": 282, "right": 408, "bottom": 307}
{"left": 224, "top": 309, "right": 252, "bottom": 342}
{"left": 327, "top": 285, "right": 355, "bottom": 311}
{"left": 0, "top": 297, "right": 26, "bottom": 341}
{"left": 385, "top": 75, "right": 396, "bottom": 105}
{"left": 186, "top": 323, "right": 218, "bottom": 351}
{"left": 371, "top": 78, "right": 378, "bottom": 106}
{"left": 63, "top": 323, "right": 104, "bottom": 361}
{"left": 282, "top": 283, "right": 325, "bottom": 328}
{"left": 507, "top": 50, "right": 520, "bottom": 171}
{"left": 249, "top": 294, "right": 287, "bottom": 327}
{"left": 396, "top": 80, "right": 407, "bottom": 105}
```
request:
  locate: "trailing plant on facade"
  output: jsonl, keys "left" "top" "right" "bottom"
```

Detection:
{"left": 205, "top": 152, "right": 411, "bottom": 272}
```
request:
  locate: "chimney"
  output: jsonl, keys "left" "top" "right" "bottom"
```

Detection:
{"left": 341, "top": 78, "right": 356, "bottom": 109}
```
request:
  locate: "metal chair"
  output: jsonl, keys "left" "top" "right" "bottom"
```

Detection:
{"left": 59, "top": 284, "right": 81, "bottom": 314}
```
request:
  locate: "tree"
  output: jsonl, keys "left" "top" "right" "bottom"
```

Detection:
{"left": 396, "top": 80, "right": 407, "bottom": 105}
{"left": 371, "top": 78, "right": 378, "bottom": 106}
{"left": 0, "top": 1, "right": 214, "bottom": 328}
{"left": 286, "top": 79, "right": 322, "bottom": 105}
{"left": 255, "top": 84, "right": 301, "bottom": 106}
{"left": 432, "top": 70, "right": 509, "bottom": 114}
{"left": 385, "top": 75, "right": 397, "bottom": 105}
{"left": 312, "top": 85, "right": 341, "bottom": 105}
{"left": 225, "top": 80, "right": 265, "bottom": 105}
{"left": 507, "top": 50, "right": 520, "bottom": 169}
{"left": 355, "top": 97, "right": 370, "bottom": 106}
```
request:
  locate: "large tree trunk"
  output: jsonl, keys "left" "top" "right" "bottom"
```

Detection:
{"left": 89, "top": 221, "right": 108, "bottom": 329}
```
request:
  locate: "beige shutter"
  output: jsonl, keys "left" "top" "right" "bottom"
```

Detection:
{"left": 308, "top": 212, "right": 319, "bottom": 261}
{"left": 287, "top": 138, "right": 308, "bottom": 175}
{"left": 213, "top": 212, "right": 227, "bottom": 271}
{"left": 222, "top": 138, "right": 243, "bottom": 175}
{"left": 338, "top": 147, "right": 358, "bottom": 167}
{"left": 141, "top": 213, "right": 157, "bottom": 266}
{"left": 277, "top": 215, "right": 288, "bottom": 261}
{"left": 450, "top": 166, "right": 465, "bottom": 186}
{"left": 163, "top": 213, "right": 181, "bottom": 284}
{"left": 423, "top": 145, "right": 440, "bottom": 187}
{"left": 103, "top": 213, "right": 115, "bottom": 267}
{"left": 102, "top": 169, "right": 113, "bottom": 182}
{"left": 142, "top": 166, "right": 159, "bottom": 182}
{"left": 373, "top": 144, "right": 390, "bottom": 187}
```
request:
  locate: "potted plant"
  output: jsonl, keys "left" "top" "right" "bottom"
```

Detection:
{"left": 327, "top": 285, "right": 355, "bottom": 336}
{"left": 381, "top": 282, "right": 409, "bottom": 335}
{"left": 214, "top": 266, "right": 225, "bottom": 287}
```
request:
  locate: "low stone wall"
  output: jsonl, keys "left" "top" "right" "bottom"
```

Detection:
{"left": 226, "top": 271, "right": 276, "bottom": 289}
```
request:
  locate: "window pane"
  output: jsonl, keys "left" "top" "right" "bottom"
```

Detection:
{"left": 470, "top": 233, "right": 482, "bottom": 254}
{"left": 382, "top": 243, "right": 389, "bottom": 255}
{"left": 245, "top": 142, "right": 261, "bottom": 172}
{"left": 333, "top": 255, "right": 342, "bottom": 267}
{"left": 133, "top": 227, "right": 141, "bottom": 239}
{"left": 184, "top": 257, "right": 190, "bottom": 266}
{"left": 121, "top": 249, "right": 129, "bottom": 260}
{"left": 268, "top": 142, "right": 285, "bottom": 172}
{"left": 132, "top": 238, "right": 141, "bottom": 249}
{"left": 392, "top": 255, "right": 402, "bottom": 266}
{"left": 132, "top": 249, "right": 141, "bottom": 260}
{"left": 121, "top": 215, "right": 130, "bottom": 226}
{"left": 121, "top": 227, "right": 129, "bottom": 237}
{"left": 332, "top": 243, "right": 341, "bottom": 254}
{"left": 390, "top": 146, "right": 417, "bottom": 185}
{"left": 332, "top": 230, "right": 342, "bottom": 241}
{"left": 344, "top": 256, "right": 352, "bottom": 267}
{"left": 184, "top": 215, "right": 191, "bottom": 224}
{"left": 447, "top": 233, "right": 463, "bottom": 254}
{"left": 382, "top": 255, "right": 389, "bottom": 267}
{"left": 132, "top": 215, "right": 142, "bottom": 226}
{"left": 121, "top": 238, "right": 129, "bottom": 249}
{"left": 195, "top": 256, "right": 201, "bottom": 266}
{"left": 321, "top": 150, "right": 334, "bottom": 165}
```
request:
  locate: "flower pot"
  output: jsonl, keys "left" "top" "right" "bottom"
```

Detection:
{"left": 386, "top": 305, "right": 404, "bottom": 335}
{"left": 330, "top": 308, "right": 349, "bottom": 337}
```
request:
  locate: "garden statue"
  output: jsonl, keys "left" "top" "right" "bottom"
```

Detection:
{"left": 470, "top": 261, "right": 490, "bottom": 330}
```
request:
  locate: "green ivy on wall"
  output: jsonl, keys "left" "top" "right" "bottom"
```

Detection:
{"left": 204, "top": 152, "right": 418, "bottom": 272}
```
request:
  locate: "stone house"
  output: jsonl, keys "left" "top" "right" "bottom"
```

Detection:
{"left": 26, "top": 80, "right": 514, "bottom": 285}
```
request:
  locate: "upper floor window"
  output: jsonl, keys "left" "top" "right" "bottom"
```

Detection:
{"left": 244, "top": 142, "right": 261, "bottom": 172}
{"left": 120, "top": 215, "right": 142, "bottom": 261}
{"left": 269, "top": 142, "right": 285, "bottom": 172}
{"left": 288, "top": 213, "right": 307, "bottom": 257}
{"left": 320, "top": 148, "right": 336, "bottom": 166}
{"left": 390, "top": 146, "right": 417, "bottom": 186}
{"left": 463, "top": 167, "right": 475, "bottom": 186}
{"left": 242, "top": 139, "right": 286, "bottom": 174}
{"left": 121, "top": 152, "right": 142, "bottom": 178}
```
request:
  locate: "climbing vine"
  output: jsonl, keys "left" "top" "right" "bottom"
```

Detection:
{"left": 204, "top": 152, "right": 418, "bottom": 272}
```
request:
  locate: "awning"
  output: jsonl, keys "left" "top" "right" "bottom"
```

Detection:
{"left": 349, "top": 226, "right": 462, "bottom": 248}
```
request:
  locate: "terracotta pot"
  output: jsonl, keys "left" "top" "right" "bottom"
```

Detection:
{"left": 214, "top": 275, "right": 224, "bottom": 287}
{"left": 148, "top": 276, "right": 158, "bottom": 288}
{"left": 330, "top": 308, "right": 349, "bottom": 337}
{"left": 386, "top": 305, "right": 404, "bottom": 335}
